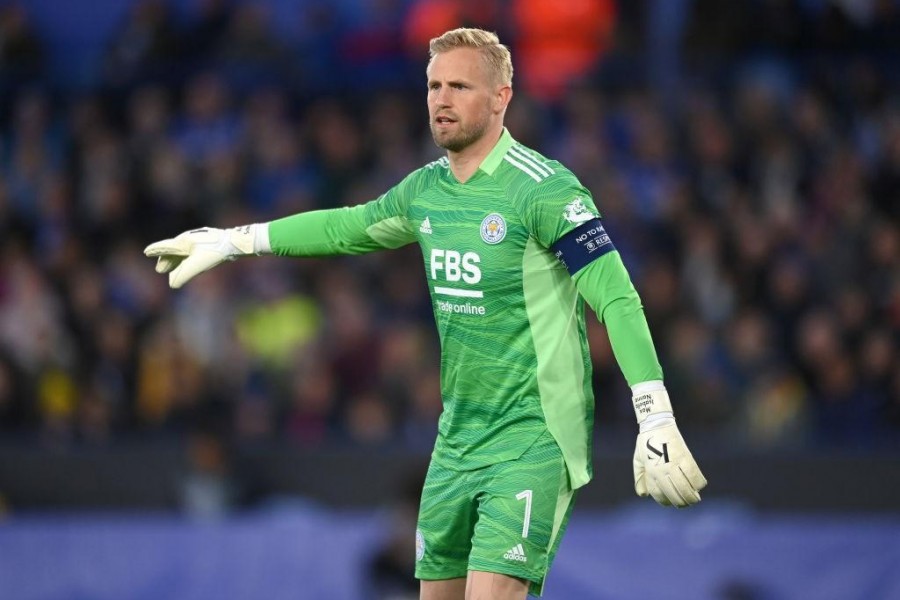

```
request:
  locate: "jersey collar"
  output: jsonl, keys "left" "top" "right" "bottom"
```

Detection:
{"left": 478, "top": 127, "right": 515, "bottom": 176}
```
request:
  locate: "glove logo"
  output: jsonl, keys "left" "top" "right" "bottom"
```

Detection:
{"left": 646, "top": 438, "right": 670, "bottom": 464}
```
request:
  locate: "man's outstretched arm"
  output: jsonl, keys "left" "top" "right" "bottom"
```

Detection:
{"left": 145, "top": 199, "right": 416, "bottom": 288}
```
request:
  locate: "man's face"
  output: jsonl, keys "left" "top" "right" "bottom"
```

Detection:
{"left": 426, "top": 48, "right": 500, "bottom": 153}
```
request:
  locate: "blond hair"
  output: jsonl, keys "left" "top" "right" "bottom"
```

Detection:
{"left": 428, "top": 28, "right": 513, "bottom": 86}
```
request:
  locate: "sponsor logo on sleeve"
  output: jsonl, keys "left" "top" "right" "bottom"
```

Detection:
{"left": 563, "top": 197, "right": 597, "bottom": 224}
{"left": 416, "top": 529, "right": 426, "bottom": 561}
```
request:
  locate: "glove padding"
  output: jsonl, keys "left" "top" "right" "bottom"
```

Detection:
{"left": 144, "top": 226, "right": 257, "bottom": 289}
{"left": 633, "top": 416, "right": 707, "bottom": 507}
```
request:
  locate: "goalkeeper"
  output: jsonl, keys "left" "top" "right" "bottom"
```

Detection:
{"left": 145, "top": 27, "right": 706, "bottom": 600}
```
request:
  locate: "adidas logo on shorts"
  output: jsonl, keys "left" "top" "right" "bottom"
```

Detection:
{"left": 503, "top": 543, "right": 527, "bottom": 563}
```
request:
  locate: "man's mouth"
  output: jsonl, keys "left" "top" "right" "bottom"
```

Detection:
{"left": 435, "top": 115, "right": 456, "bottom": 124}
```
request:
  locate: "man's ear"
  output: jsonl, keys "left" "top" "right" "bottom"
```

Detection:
{"left": 494, "top": 85, "right": 513, "bottom": 115}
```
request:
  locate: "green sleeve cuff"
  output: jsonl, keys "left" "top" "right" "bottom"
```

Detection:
{"left": 573, "top": 252, "right": 664, "bottom": 386}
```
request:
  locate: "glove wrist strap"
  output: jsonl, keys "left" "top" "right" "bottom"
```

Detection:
{"left": 252, "top": 223, "right": 271, "bottom": 255}
{"left": 639, "top": 411, "right": 674, "bottom": 433}
{"left": 226, "top": 224, "right": 271, "bottom": 256}
{"left": 630, "top": 380, "right": 673, "bottom": 424}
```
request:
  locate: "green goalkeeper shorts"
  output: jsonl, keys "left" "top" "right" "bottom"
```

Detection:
{"left": 414, "top": 428, "right": 576, "bottom": 597}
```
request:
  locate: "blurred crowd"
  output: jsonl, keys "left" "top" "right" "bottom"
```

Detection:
{"left": 0, "top": 0, "right": 897, "bottom": 454}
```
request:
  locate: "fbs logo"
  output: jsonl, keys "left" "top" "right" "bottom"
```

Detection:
{"left": 420, "top": 217, "right": 433, "bottom": 234}
{"left": 430, "top": 249, "right": 481, "bottom": 283}
{"left": 503, "top": 543, "right": 527, "bottom": 563}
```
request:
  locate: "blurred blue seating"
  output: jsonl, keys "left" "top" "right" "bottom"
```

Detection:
{"left": 1, "top": 502, "right": 898, "bottom": 600}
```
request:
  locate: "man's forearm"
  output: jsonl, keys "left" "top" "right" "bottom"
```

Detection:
{"left": 573, "top": 252, "right": 663, "bottom": 386}
{"left": 268, "top": 206, "right": 385, "bottom": 257}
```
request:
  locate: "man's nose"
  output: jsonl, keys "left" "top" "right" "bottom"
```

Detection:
{"left": 433, "top": 87, "right": 451, "bottom": 107}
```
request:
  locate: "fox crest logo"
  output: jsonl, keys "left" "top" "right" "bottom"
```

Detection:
{"left": 480, "top": 213, "right": 507, "bottom": 244}
{"left": 563, "top": 197, "right": 595, "bottom": 224}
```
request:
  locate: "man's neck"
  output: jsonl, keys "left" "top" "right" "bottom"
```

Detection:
{"left": 446, "top": 126, "right": 504, "bottom": 183}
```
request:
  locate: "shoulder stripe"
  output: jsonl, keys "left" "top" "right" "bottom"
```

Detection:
{"left": 425, "top": 156, "right": 449, "bottom": 169}
{"left": 503, "top": 154, "right": 543, "bottom": 182}
{"left": 509, "top": 145, "right": 554, "bottom": 177}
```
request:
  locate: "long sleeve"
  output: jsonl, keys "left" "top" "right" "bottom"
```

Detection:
{"left": 267, "top": 169, "right": 422, "bottom": 256}
{"left": 268, "top": 205, "right": 413, "bottom": 257}
{"left": 572, "top": 251, "right": 663, "bottom": 386}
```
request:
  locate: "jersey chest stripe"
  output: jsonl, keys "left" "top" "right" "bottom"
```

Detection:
{"left": 434, "top": 286, "right": 483, "bottom": 298}
{"left": 504, "top": 154, "right": 544, "bottom": 182}
{"left": 509, "top": 146, "right": 554, "bottom": 177}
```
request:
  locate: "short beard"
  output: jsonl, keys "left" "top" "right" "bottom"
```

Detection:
{"left": 431, "top": 117, "right": 489, "bottom": 153}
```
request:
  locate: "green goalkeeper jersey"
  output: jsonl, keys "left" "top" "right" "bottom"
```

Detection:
{"left": 269, "top": 129, "right": 662, "bottom": 489}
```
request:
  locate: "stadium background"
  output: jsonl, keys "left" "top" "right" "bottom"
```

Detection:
{"left": 0, "top": 0, "right": 898, "bottom": 598}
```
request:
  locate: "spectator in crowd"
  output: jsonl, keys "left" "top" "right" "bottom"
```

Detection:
{"left": 510, "top": 0, "right": 617, "bottom": 102}
{"left": 103, "top": 0, "right": 182, "bottom": 87}
{"left": 0, "top": 0, "right": 896, "bottom": 455}
{"left": 0, "top": 3, "right": 44, "bottom": 86}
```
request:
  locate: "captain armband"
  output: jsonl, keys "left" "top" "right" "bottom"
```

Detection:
{"left": 550, "top": 218, "right": 616, "bottom": 275}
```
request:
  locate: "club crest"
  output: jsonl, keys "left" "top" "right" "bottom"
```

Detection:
{"left": 480, "top": 213, "right": 506, "bottom": 244}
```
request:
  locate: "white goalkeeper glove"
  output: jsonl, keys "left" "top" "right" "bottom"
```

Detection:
{"left": 143, "top": 224, "right": 270, "bottom": 288}
{"left": 631, "top": 381, "right": 707, "bottom": 507}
